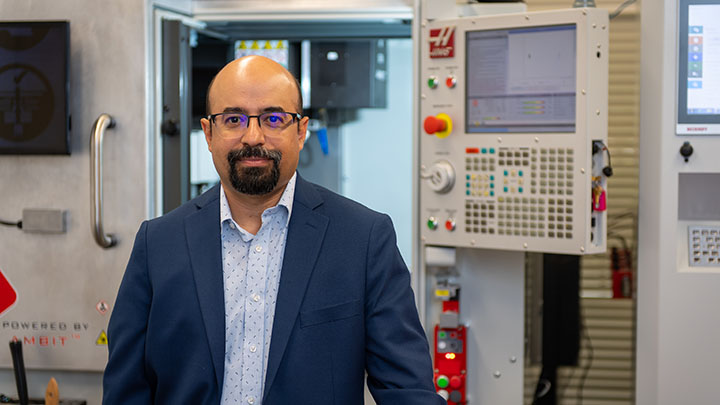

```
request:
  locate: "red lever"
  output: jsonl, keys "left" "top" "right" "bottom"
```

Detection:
{"left": 424, "top": 115, "right": 447, "bottom": 134}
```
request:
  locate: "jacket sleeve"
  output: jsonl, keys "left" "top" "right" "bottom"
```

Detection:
{"left": 103, "top": 221, "right": 154, "bottom": 404}
{"left": 364, "top": 215, "right": 447, "bottom": 405}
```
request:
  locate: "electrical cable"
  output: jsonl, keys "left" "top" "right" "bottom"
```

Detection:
{"left": 0, "top": 219, "right": 22, "bottom": 229}
{"left": 609, "top": 0, "right": 638, "bottom": 20}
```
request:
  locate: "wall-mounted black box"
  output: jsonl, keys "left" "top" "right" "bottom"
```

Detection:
{"left": 310, "top": 40, "right": 387, "bottom": 109}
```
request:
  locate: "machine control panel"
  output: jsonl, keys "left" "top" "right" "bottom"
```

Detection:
{"left": 419, "top": 8, "right": 609, "bottom": 254}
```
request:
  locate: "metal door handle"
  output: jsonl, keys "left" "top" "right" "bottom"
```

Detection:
{"left": 90, "top": 113, "right": 118, "bottom": 248}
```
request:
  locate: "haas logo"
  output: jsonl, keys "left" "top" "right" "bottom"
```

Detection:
{"left": 429, "top": 26, "right": 456, "bottom": 58}
{"left": 0, "top": 268, "right": 18, "bottom": 317}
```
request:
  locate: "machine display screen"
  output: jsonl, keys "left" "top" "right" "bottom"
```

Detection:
{"left": 465, "top": 25, "right": 576, "bottom": 134}
{"left": 678, "top": 1, "right": 720, "bottom": 127}
{"left": 0, "top": 21, "right": 70, "bottom": 154}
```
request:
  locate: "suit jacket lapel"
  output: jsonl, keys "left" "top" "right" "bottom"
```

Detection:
{"left": 184, "top": 186, "right": 225, "bottom": 392}
{"left": 264, "top": 176, "right": 328, "bottom": 398}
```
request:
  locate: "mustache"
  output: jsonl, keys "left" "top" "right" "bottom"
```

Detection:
{"left": 227, "top": 146, "right": 282, "bottom": 165}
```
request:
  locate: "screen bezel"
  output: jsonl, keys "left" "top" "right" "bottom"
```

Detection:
{"left": 677, "top": 0, "right": 720, "bottom": 125}
{"left": 0, "top": 21, "right": 71, "bottom": 155}
{"left": 464, "top": 23, "right": 578, "bottom": 135}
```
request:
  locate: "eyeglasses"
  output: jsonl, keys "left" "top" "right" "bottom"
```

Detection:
{"left": 207, "top": 111, "right": 302, "bottom": 138}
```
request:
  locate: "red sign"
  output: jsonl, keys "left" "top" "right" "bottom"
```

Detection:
{"left": 429, "top": 26, "right": 456, "bottom": 58}
{"left": 0, "top": 268, "right": 18, "bottom": 317}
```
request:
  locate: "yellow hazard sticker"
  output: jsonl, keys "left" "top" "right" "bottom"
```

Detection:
{"left": 435, "top": 290, "right": 450, "bottom": 297}
{"left": 96, "top": 330, "right": 108, "bottom": 345}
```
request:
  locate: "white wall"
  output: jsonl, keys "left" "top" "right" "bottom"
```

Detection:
{"left": 340, "top": 39, "right": 414, "bottom": 268}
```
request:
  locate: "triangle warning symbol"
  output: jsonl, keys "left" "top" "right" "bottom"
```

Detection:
{"left": 96, "top": 330, "right": 108, "bottom": 346}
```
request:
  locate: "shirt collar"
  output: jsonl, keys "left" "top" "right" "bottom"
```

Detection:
{"left": 219, "top": 172, "right": 297, "bottom": 228}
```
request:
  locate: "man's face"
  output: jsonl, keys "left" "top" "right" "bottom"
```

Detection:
{"left": 201, "top": 59, "right": 307, "bottom": 198}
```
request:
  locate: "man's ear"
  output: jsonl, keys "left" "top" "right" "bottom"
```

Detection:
{"left": 297, "top": 116, "right": 309, "bottom": 150}
{"left": 201, "top": 117, "right": 213, "bottom": 152}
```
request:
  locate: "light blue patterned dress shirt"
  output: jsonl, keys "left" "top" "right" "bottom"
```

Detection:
{"left": 219, "top": 174, "right": 296, "bottom": 405}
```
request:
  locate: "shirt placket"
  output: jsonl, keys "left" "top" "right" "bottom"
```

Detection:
{"left": 240, "top": 228, "right": 269, "bottom": 405}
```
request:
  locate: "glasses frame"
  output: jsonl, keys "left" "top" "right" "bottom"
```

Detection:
{"left": 206, "top": 111, "right": 302, "bottom": 135}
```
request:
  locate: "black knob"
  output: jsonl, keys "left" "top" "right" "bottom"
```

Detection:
{"left": 680, "top": 141, "right": 694, "bottom": 162}
{"left": 161, "top": 119, "right": 179, "bottom": 136}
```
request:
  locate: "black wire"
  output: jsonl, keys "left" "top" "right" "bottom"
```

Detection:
{"left": 0, "top": 219, "right": 22, "bottom": 228}
{"left": 577, "top": 311, "right": 594, "bottom": 405}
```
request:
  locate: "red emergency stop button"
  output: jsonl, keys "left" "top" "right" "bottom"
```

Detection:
{"left": 423, "top": 113, "right": 453, "bottom": 139}
{"left": 450, "top": 376, "right": 463, "bottom": 389}
{"left": 424, "top": 116, "right": 446, "bottom": 134}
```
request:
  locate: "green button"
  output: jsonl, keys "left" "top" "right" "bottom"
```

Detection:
{"left": 438, "top": 331, "right": 447, "bottom": 338}
{"left": 436, "top": 375, "right": 449, "bottom": 389}
{"left": 427, "top": 218, "right": 438, "bottom": 230}
{"left": 427, "top": 77, "right": 438, "bottom": 88}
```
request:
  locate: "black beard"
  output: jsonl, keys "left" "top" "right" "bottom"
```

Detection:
{"left": 227, "top": 146, "right": 282, "bottom": 195}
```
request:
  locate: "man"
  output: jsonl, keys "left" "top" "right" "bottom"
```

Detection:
{"left": 103, "top": 55, "right": 444, "bottom": 405}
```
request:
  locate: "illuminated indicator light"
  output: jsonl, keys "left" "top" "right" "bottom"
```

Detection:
{"left": 481, "top": 148, "right": 487, "bottom": 154}
{"left": 466, "top": 182, "right": 470, "bottom": 188}
{"left": 466, "top": 174, "right": 470, "bottom": 180}
{"left": 490, "top": 191, "right": 495, "bottom": 196}
{"left": 439, "top": 331, "right": 447, "bottom": 338}
{"left": 466, "top": 147, "right": 480, "bottom": 154}
{"left": 466, "top": 190, "right": 470, "bottom": 196}
{"left": 484, "top": 191, "right": 489, "bottom": 196}
{"left": 445, "top": 353, "right": 456, "bottom": 360}
{"left": 436, "top": 375, "right": 450, "bottom": 389}
{"left": 519, "top": 171, "right": 524, "bottom": 176}
{"left": 504, "top": 187, "right": 509, "bottom": 192}
{"left": 490, "top": 148, "right": 496, "bottom": 154}
{"left": 519, "top": 187, "right": 524, "bottom": 193}
{"left": 504, "top": 170, "right": 509, "bottom": 176}
{"left": 523, "top": 111, "right": 545, "bottom": 115}
{"left": 490, "top": 175, "right": 495, "bottom": 181}
{"left": 427, "top": 76, "right": 439, "bottom": 89}
{"left": 523, "top": 100, "right": 545, "bottom": 104}
{"left": 490, "top": 183, "right": 494, "bottom": 188}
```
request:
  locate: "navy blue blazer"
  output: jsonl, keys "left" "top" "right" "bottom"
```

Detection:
{"left": 103, "top": 175, "right": 445, "bottom": 404}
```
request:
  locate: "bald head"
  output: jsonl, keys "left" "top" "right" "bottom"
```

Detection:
{"left": 205, "top": 55, "right": 303, "bottom": 116}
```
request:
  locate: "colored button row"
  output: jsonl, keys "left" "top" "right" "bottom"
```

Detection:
{"left": 427, "top": 217, "right": 456, "bottom": 231}
{"left": 427, "top": 75, "right": 457, "bottom": 89}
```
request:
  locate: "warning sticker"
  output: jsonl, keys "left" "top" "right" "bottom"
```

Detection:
{"left": 96, "top": 330, "right": 108, "bottom": 346}
{"left": 96, "top": 300, "right": 109, "bottom": 315}
{"left": 0, "top": 268, "right": 18, "bottom": 317}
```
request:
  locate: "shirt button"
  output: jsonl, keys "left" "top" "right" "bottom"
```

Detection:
{"left": 250, "top": 345, "right": 257, "bottom": 353}
{"left": 229, "top": 222, "right": 236, "bottom": 230}
{"left": 255, "top": 245, "right": 262, "bottom": 252}
{"left": 253, "top": 294, "right": 260, "bottom": 302}
{"left": 247, "top": 397, "right": 255, "bottom": 404}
